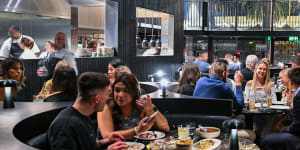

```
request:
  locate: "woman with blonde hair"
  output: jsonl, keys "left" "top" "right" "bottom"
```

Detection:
{"left": 175, "top": 62, "right": 201, "bottom": 96}
{"left": 245, "top": 61, "right": 276, "bottom": 103}
{"left": 279, "top": 68, "right": 296, "bottom": 107}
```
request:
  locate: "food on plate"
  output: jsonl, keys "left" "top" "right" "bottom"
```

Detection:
{"left": 206, "top": 128, "right": 219, "bottom": 132}
{"left": 194, "top": 139, "right": 215, "bottom": 150}
{"left": 176, "top": 139, "right": 193, "bottom": 145}
{"left": 126, "top": 142, "right": 144, "bottom": 150}
{"left": 147, "top": 136, "right": 176, "bottom": 150}
{"left": 139, "top": 132, "right": 156, "bottom": 139}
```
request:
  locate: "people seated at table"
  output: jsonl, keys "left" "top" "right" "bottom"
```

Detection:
{"left": 241, "top": 55, "right": 258, "bottom": 84}
{"left": 233, "top": 53, "right": 245, "bottom": 69}
{"left": 108, "top": 58, "right": 125, "bottom": 85}
{"left": 98, "top": 73, "right": 170, "bottom": 139}
{"left": 216, "top": 59, "right": 237, "bottom": 93}
{"left": 272, "top": 68, "right": 295, "bottom": 133}
{"left": 193, "top": 59, "right": 244, "bottom": 112}
{"left": 194, "top": 50, "right": 210, "bottom": 73}
{"left": 175, "top": 62, "right": 201, "bottom": 96}
{"left": 261, "top": 67, "right": 300, "bottom": 150}
{"left": 47, "top": 72, "right": 128, "bottom": 150}
{"left": 19, "top": 37, "right": 37, "bottom": 59}
{"left": 36, "top": 61, "right": 72, "bottom": 99}
{"left": 114, "top": 65, "right": 132, "bottom": 80}
{"left": 279, "top": 68, "right": 296, "bottom": 107}
{"left": 0, "top": 58, "right": 25, "bottom": 101}
{"left": 262, "top": 58, "right": 271, "bottom": 68}
{"left": 291, "top": 55, "right": 300, "bottom": 68}
{"left": 225, "top": 54, "right": 239, "bottom": 73}
{"left": 44, "top": 65, "right": 77, "bottom": 102}
{"left": 244, "top": 61, "right": 277, "bottom": 104}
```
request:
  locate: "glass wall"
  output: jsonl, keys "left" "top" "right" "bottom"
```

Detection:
{"left": 184, "top": 0, "right": 300, "bottom": 31}
{"left": 136, "top": 7, "right": 174, "bottom": 56}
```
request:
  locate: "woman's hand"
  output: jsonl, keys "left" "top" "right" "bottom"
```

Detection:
{"left": 136, "top": 116, "right": 156, "bottom": 134}
{"left": 136, "top": 95, "right": 154, "bottom": 114}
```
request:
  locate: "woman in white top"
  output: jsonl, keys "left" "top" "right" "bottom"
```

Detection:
{"left": 245, "top": 61, "right": 277, "bottom": 104}
{"left": 19, "top": 37, "right": 37, "bottom": 59}
{"left": 39, "top": 41, "right": 55, "bottom": 59}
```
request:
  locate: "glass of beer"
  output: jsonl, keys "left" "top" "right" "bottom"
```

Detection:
{"left": 267, "top": 95, "right": 272, "bottom": 107}
{"left": 249, "top": 98, "right": 255, "bottom": 109}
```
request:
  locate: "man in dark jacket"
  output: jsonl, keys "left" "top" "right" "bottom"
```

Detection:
{"left": 47, "top": 72, "right": 128, "bottom": 150}
{"left": 261, "top": 67, "right": 300, "bottom": 150}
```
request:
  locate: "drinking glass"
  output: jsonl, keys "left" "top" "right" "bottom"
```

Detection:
{"left": 221, "top": 134, "right": 230, "bottom": 148}
{"left": 33, "top": 95, "right": 43, "bottom": 102}
{"left": 177, "top": 125, "right": 190, "bottom": 139}
{"left": 267, "top": 95, "right": 273, "bottom": 107}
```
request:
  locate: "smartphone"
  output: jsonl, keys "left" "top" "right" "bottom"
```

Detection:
{"left": 144, "top": 111, "right": 158, "bottom": 123}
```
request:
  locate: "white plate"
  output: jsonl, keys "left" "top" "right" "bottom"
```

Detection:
{"left": 193, "top": 139, "right": 221, "bottom": 150}
{"left": 126, "top": 142, "right": 145, "bottom": 150}
{"left": 134, "top": 131, "right": 165, "bottom": 140}
{"left": 270, "top": 105, "right": 291, "bottom": 110}
{"left": 272, "top": 101, "right": 286, "bottom": 105}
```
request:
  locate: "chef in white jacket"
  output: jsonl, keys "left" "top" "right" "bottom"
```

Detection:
{"left": 0, "top": 26, "right": 40, "bottom": 58}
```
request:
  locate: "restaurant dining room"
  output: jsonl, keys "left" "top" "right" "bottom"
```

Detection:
{"left": 1, "top": 0, "right": 300, "bottom": 150}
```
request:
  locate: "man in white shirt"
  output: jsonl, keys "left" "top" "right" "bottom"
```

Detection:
{"left": 0, "top": 26, "right": 40, "bottom": 58}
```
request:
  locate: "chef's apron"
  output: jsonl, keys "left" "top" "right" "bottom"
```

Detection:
{"left": 9, "top": 40, "right": 23, "bottom": 58}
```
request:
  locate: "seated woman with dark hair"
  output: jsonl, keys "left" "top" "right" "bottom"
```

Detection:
{"left": 0, "top": 58, "right": 25, "bottom": 101}
{"left": 98, "top": 73, "right": 170, "bottom": 139}
{"left": 108, "top": 58, "right": 125, "bottom": 85}
{"left": 44, "top": 65, "right": 77, "bottom": 102}
{"left": 175, "top": 62, "right": 201, "bottom": 96}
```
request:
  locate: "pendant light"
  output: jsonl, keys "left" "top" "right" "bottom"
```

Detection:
{"left": 136, "top": 8, "right": 141, "bottom": 45}
{"left": 142, "top": 8, "right": 149, "bottom": 49}
{"left": 149, "top": 10, "right": 156, "bottom": 48}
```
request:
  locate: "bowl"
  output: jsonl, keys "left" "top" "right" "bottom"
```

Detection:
{"left": 176, "top": 139, "right": 193, "bottom": 150}
{"left": 196, "top": 127, "right": 220, "bottom": 139}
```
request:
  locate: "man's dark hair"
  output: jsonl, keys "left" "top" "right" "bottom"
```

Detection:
{"left": 291, "top": 55, "right": 300, "bottom": 66}
{"left": 77, "top": 72, "right": 110, "bottom": 101}
{"left": 109, "top": 58, "right": 125, "bottom": 68}
{"left": 9, "top": 26, "right": 20, "bottom": 32}
{"left": 195, "top": 50, "right": 208, "bottom": 57}
{"left": 288, "top": 67, "right": 300, "bottom": 85}
{"left": 216, "top": 58, "right": 229, "bottom": 65}
{"left": 234, "top": 54, "right": 240, "bottom": 59}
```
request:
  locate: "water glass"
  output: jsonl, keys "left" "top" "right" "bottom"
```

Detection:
{"left": 221, "top": 134, "right": 230, "bottom": 148}
{"left": 33, "top": 95, "right": 43, "bottom": 102}
{"left": 177, "top": 125, "right": 190, "bottom": 139}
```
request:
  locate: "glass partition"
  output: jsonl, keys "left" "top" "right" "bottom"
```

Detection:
{"left": 136, "top": 7, "right": 174, "bottom": 56}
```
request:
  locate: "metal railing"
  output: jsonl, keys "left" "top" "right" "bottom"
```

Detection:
{"left": 184, "top": 0, "right": 203, "bottom": 30}
{"left": 184, "top": 0, "right": 300, "bottom": 31}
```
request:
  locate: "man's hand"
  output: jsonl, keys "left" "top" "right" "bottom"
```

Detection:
{"left": 107, "top": 141, "right": 128, "bottom": 150}
{"left": 98, "top": 133, "right": 124, "bottom": 145}
{"left": 107, "top": 133, "right": 124, "bottom": 143}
